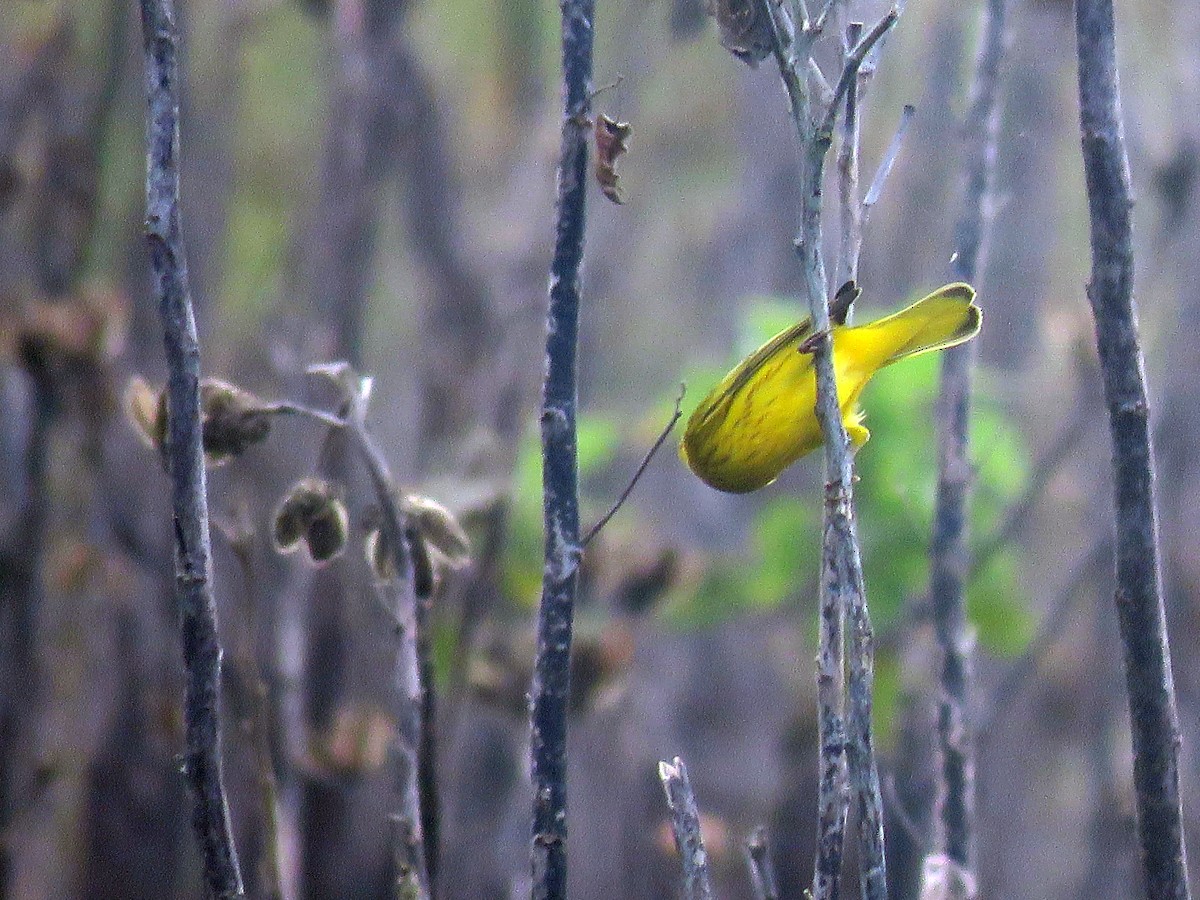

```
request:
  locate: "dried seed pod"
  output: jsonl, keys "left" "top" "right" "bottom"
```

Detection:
{"left": 273, "top": 477, "right": 347, "bottom": 565}
{"left": 707, "top": 0, "right": 780, "bottom": 67}
{"left": 199, "top": 378, "right": 273, "bottom": 466}
{"left": 406, "top": 525, "right": 436, "bottom": 599}
{"left": 402, "top": 493, "right": 471, "bottom": 567}
{"left": 364, "top": 520, "right": 437, "bottom": 598}
{"left": 305, "top": 497, "right": 350, "bottom": 564}
{"left": 124, "top": 375, "right": 167, "bottom": 455}
{"left": 124, "top": 375, "right": 273, "bottom": 468}
{"left": 594, "top": 115, "right": 633, "bottom": 204}
{"left": 364, "top": 524, "right": 393, "bottom": 582}
{"left": 612, "top": 547, "right": 681, "bottom": 617}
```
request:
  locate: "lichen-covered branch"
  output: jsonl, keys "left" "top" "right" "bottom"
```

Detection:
{"left": 137, "top": 1, "right": 243, "bottom": 895}
{"left": 757, "top": 5, "right": 899, "bottom": 898}
{"left": 659, "top": 758, "right": 715, "bottom": 900}
{"left": 529, "top": 1, "right": 594, "bottom": 897}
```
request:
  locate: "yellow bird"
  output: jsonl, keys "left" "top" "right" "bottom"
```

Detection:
{"left": 680, "top": 283, "right": 982, "bottom": 493}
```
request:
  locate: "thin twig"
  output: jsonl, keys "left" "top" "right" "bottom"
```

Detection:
{"left": 845, "top": 578, "right": 888, "bottom": 900}
{"left": 658, "top": 758, "right": 715, "bottom": 900}
{"left": 881, "top": 773, "right": 927, "bottom": 855}
{"left": 833, "top": 21, "right": 892, "bottom": 898}
{"left": 1076, "top": 0, "right": 1191, "bottom": 893}
{"left": 862, "top": 103, "right": 915, "bottom": 212}
{"left": 414, "top": 581, "right": 439, "bottom": 896}
{"left": 977, "top": 536, "right": 1110, "bottom": 739}
{"left": 744, "top": 827, "right": 780, "bottom": 900}
{"left": 970, "top": 405, "right": 1093, "bottom": 580}
{"left": 307, "top": 368, "right": 431, "bottom": 897}
{"left": 138, "top": 1, "right": 244, "bottom": 896}
{"left": 817, "top": 10, "right": 900, "bottom": 143}
{"left": 809, "top": 0, "right": 840, "bottom": 37}
{"left": 529, "top": 1, "right": 594, "bottom": 897}
{"left": 836, "top": 21, "right": 864, "bottom": 290}
{"left": 344, "top": 383, "right": 431, "bottom": 900}
{"left": 581, "top": 384, "right": 684, "bottom": 547}
{"left": 792, "top": 0, "right": 812, "bottom": 32}
{"left": 270, "top": 385, "right": 438, "bottom": 868}
{"left": 807, "top": 58, "right": 834, "bottom": 107}
{"left": 263, "top": 401, "right": 347, "bottom": 429}
{"left": 927, "top": 0, "right": 1006, "bottom": 881}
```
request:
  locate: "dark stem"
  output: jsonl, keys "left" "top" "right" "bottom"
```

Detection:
{"left": 0, "top": 367, "right": 54, "bottom": 893}
{"left": 927, "top": 0, "right": 1006, "bottom": 879}
{"left": 414, "top": 582, "right": 440, "bottom": 893}
{"left": 1075, "top": 0, "right": 1191, "bottom": 896}
{"left": 529, "top": 1, "right": 593, "bottom": 897}
{"left": 137, "top": 1, "right": 244, "bottom": 896}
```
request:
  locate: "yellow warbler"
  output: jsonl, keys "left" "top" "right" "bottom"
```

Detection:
{"left": 680, "top": 283, "right": 982, "bottom": 493}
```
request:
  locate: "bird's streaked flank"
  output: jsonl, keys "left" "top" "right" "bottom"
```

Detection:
{"left": 681, "top": 283, "right": 982, "bottom": 493}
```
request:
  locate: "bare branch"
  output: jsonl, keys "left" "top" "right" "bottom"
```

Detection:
{"left": 862, "top": 103, "right": 915, "bottom": 212}
{"left": 307, "top": 367, "right": 431, "bottom": 897}
{"left": 756, "top": 1, "right": 904, "bottom": 896}
{"left": 928, "top": 0, "right": 1007, "bottom": 881}
{"left": 817, "top": 9, "right": 900, "bottom": 143}
{"left": 808, "top": 58, "right": 835, "bottom": 107}
{"left": 658, "top": 758, "right": 715, "bottom": 900}
{"left": 809, "top": 0, "right": 840, "bottom": 38}
{"left": 530, "top": 1, "right": 594, "bottom": 896}
{"left": 836, "top": 21, "right": 865, "bottom": 290}
{"left": 137, "top": 1, "right": 244, "bottom": 895}
{"left": 1076, "top": 0, "right": 1191, "bottom": 892}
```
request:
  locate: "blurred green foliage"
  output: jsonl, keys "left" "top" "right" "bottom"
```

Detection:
{"left": 220, "top": 12, "right": 324, "bottom": 337}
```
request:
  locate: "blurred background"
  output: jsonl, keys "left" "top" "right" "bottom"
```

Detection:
{"left": 1, "top": 0, "right": 1198, "bottom": 897}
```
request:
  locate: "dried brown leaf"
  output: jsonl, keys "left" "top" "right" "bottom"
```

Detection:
{"left": 594, "top": 115, "right": 633, "bottom": 205}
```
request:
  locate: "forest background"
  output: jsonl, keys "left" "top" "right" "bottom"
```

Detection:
{"left": 1, "top": 0, "right": 1199, "bottom": 897}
